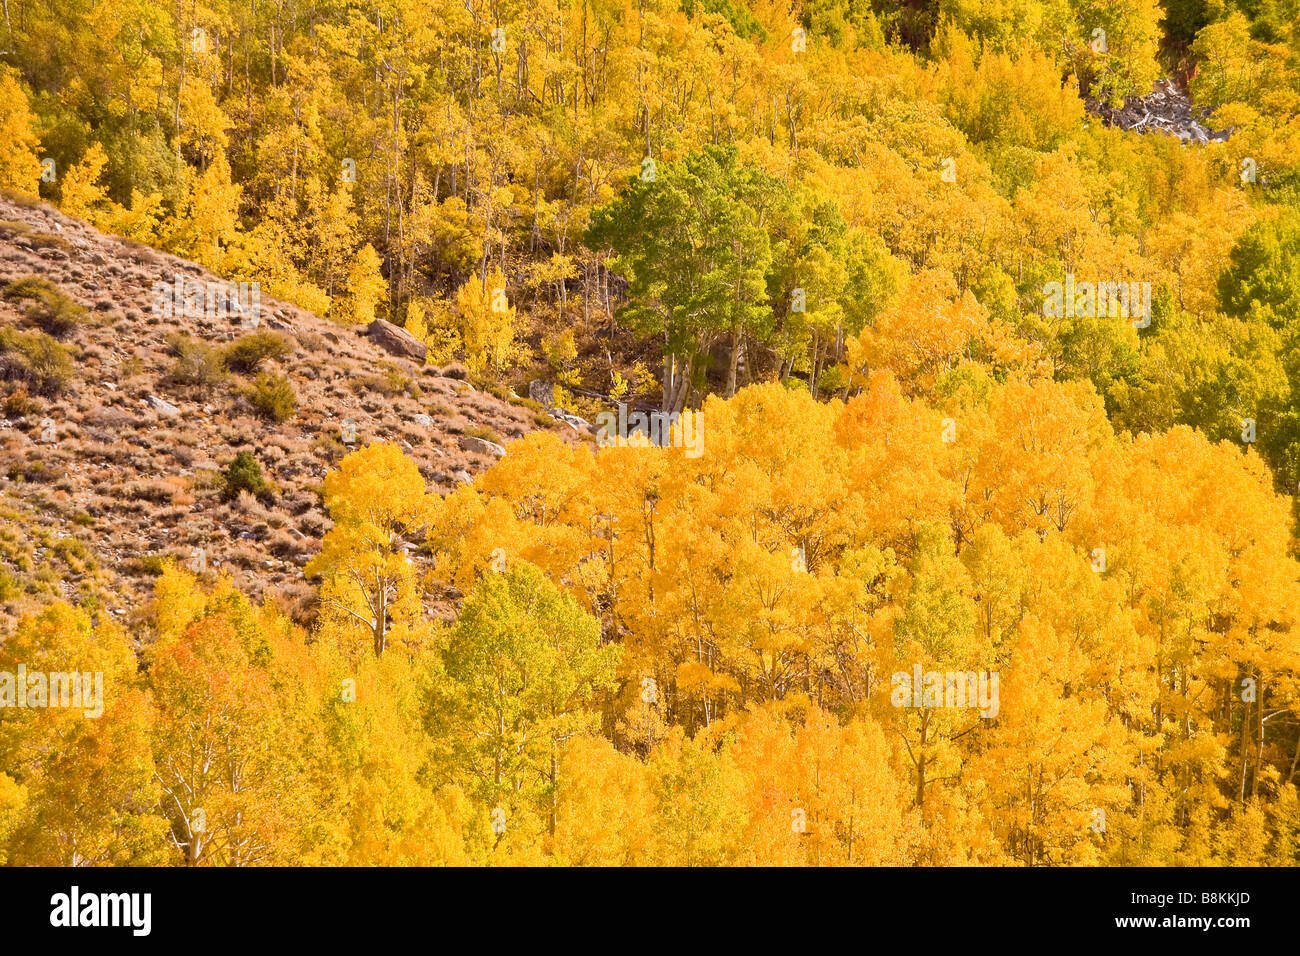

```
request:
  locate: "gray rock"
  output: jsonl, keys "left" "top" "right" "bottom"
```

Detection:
{"left": 452, "top": 470, "right": 474, "bottom": 484}
{"left": 411, "top": 413, "right": 434, "bottom": 427}
{"left": 365, "top": 318, "right": 428, "bottom": 362}
{"left": 457, "top": 435, "right": 506, "bottom": 457}
{"left": 553, "top": 410, "right": 593, "bottom": 432}
{"left": 528, "top": 379, "right": 555, "bottom": 407}
{"left": 145, "top": 395, "right": 180, "bottom": 419}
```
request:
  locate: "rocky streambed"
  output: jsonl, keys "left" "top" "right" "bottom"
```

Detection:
{"left": 1086, "top": 79, "right": 1229, "bottom": 144}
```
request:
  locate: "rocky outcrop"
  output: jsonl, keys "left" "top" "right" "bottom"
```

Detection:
{"left": 528, "top": 379, "right": 555, "bottom": 407}
{"left": 145, "top": 394, "right": 180, "bottom": 419}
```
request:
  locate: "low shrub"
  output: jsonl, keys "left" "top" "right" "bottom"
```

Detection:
{"left": 244, "top": 371, "right": 297, "bottom": 421}
{"left": 222, "top": 451, "right": 265, "bottom": 500}
{"left": 165, "top": 332, "right": 225, "bottom": 386}
{"left": 0, "top": 327, "right": 73, "bottom": 395}
{"left": 220, "top": 331, "right": 293, "bottom": 374}
{"left": 463, "top": 423, "right": 503, "bottom": 443}
{"left": 3, "top": 275, "right": 87, "bottom": 337}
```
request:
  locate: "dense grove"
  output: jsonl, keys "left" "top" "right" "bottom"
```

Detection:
{"left": 2, "top": 0, "right": 1300, "bottom": 864}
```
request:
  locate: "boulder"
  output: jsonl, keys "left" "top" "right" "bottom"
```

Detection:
{"left": 528, "top": 379, "right": 555, "bottom": 407}
{"left": 145, "top": 395, "right": 180, "bottom": 419}
{"left": 552, "top": 409, "right": 593, "bottom": 433}
{"left": 365, "top": 318, "right": 427, "bottom": 362}
{"left": 457, "top": 435, "right": 506, "bottom": 457}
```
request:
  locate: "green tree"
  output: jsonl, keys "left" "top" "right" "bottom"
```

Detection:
{"left": 588, "top": 145, "right": 785, "bottom": 409}
{"left": 432, "top": 562, "right": 620, "bottom": 838}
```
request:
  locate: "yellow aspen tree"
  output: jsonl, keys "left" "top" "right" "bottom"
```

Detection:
{"left": 0, "top": 68, "right": 42, "bottom": 195}
{"left": 305, "top": 442, "right": 432, "bottom": 658}
{"left": 0, "top": 604, "right": 167, "bottom": 865}
{"left": 337, "top": 243, "right": 387, "bottom": 325}
{"left": 455, "top": 267, "right": 517, "bottom": 375}
{"left": 58, "top": 142, "right": 120, "bottom": 227}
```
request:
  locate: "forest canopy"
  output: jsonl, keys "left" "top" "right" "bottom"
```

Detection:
{"left": 2, "top": 0, "right": 1300, "bottom": 865}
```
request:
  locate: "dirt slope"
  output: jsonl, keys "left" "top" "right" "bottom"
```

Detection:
{"left": 0, "top": 196, "right": 562, "bottom": 636}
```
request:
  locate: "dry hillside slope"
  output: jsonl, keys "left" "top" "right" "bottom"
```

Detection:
{"left": 0, "top": 196, "right": 568, "bottom": 636}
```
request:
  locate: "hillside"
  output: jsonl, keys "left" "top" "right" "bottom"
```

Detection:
{"left": 0, "top": 196, "right": 569, "bottom": 635}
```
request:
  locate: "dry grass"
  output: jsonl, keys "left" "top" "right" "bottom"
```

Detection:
{"left": 0, "top": 193, "right": 564, "bottom": 631}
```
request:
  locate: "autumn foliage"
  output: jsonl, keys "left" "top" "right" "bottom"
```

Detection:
{"left": 4, "top": 0, "right": 1300, "bottom": 866}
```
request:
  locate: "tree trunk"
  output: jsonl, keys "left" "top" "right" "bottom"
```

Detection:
{"left": 549, "top": 746, "right": 558, "bottom": 837}
{"left": 726, "top": 327, "right": 741, "bottom": 397}
{"left": 915, "top": 709, "right": 928, "bottom": 810}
